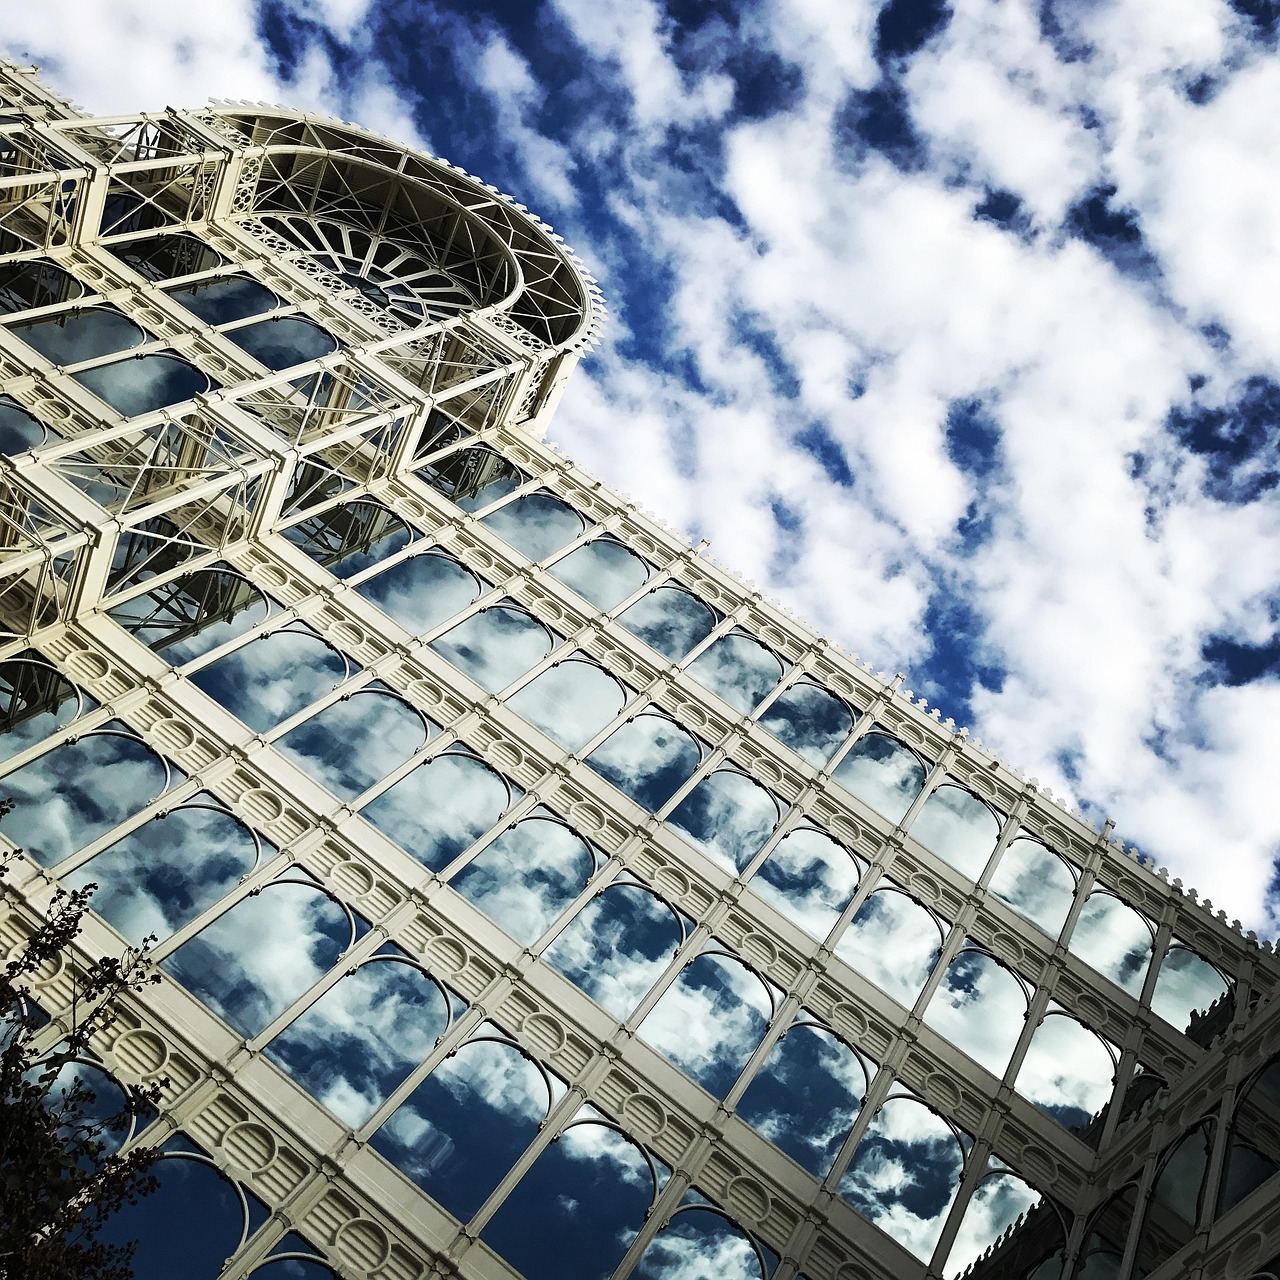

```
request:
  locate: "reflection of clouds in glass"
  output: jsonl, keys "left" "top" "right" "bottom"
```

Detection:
{"left": 1150, "top": 944, "right": 1230, "bottom": 1033}
{"left": 481, "top": 1115, "right": 656, "bottom": 1280}
{"left": 163, "top": 880, "right": 351, "bottom": 1037}
{"left": 74, "top": 353, "right": 210, "bottom": 418}
{"left": 227, "top": 315, "right": 338, "bottom": 372}
{"left": 748, "top": 828, "right": 860, "bottom": 940}
{"left": 418, "top": 444, "right": 526, "bottom": 513}
{"left": 360, "top": 750, "right": 513, "bottom": 872}
{"left": 640, "top": 951, "right": 772, "bottom": 1099}
{"left": 480, "top": 491, "right": 585, "bottom": 562}
{"left": 275, "top": 689, "right": 429, "bottom": 801}
{"left": 736, "top": 1023, "right": 867, "bottom": 1179}
{"left": 507, "top": 657, "right": 628, "bottom": 752}
{"left": 839, "top": 1095, "right": 966, "bottom": 1262}
{"left": 586, "top": 713, "right": 701, "bottom": 813}
{"left": 909, "top": 785, "right": 1000, "bottom": 881}
{"left": 371, "top": 1031, "right": 553, "bottom": 1222}
{"left": 0, "top": 659, "right": 81, "bottom": 763}
{"left": 686, "top": 632, "right": 783, "bottom": 715}
{"left": 831, "top": 731, "right": 925, "bottom": 825}
{"left": 191, "top": 626, "right": 350, "bottom": 734}
{"left": 355, "top": 552, "right": 484, "bottom": 635}
{"left": 266, "top": 954, "right": 448, "bottom": 1127}
{"left": 167, "top": 275, "right": 279, "bottom": 325}
{"left": 1069, "top": 893, "right": 1153, "bottom": 998}
{"left": 835, "top": 889, "right": 943, "bottom": 1010}
{"left": 1015, "top": 1008, "right": 1115, "bottom": 1130}
{"left": 40, "top": 1059, "right": 128, "bottom": 1155}
{"left": 16, "top": 306, "right": 146, "bottom": 364}
{"left": 430, "top": 603, "right": 554, "bottom": 692}
{"left": 923, "top": 948, "right": 1027, "bottom": 1079}
{"left": 618, "top": 586, "right": 716, "bottom": 662}
{"left": 632, "top": 1207, "right": 766, "bottom": 1280}
{"left": 945, "top": 1171, "right": 1043, "bottom": 1279}
{"left": 758, "top": 682, "right": 853, "bottom": 767}
{"left": 280, "top": 500, "right": 412, "bottom": 580}
{"left": 451, "top": 818, "right": 594, "bottom": 946}
{"left": 64, "top": 801, "right": 259, "bottom": 944}
{"left": 549, "top": 537, "right": 650, "bottom": 610}
{"left": 988, "top": 838, "right": 1075, "bottom": 938}
{"left": 2, "top": 729, "right": 169, "bottom": 867}
{"left": 668, "top": 770, "right": 779, "bottom": 874}
{"left": 545, "top": 883, "right": 681, "bottom": 1021}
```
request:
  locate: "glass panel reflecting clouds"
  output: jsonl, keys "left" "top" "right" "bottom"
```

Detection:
{"left": 361, "top": 749, "right": 516, "bottom": 872}
{"left": 226, "top": 315, "right": 338, "bottom": 371}
{"left": 668, "top": 769, "right": 781, "bottom": 875}
{"left": 190, "top": 625, "right": 352, "bottom": 734}
{"left": 370, "top": 1029, "right": 558, "bottom": 1222}
{"left": 687, "top": 632, "right": 784, "bottom": 715}
{"left": 167, "top": 274, "right": 280, "bottom": 325}
{"left": 632, "top": 1205, "right": 769, "bottom": 1280}
{"left": 0, "top": 657, "right": 83, "bottom": 763}
{"left": 618, "top": 585, "right": 717, "bottom": 662}
{"left": 507, "top": 657, "right": 628, "bottom": 753}
{"left": 275, "top": 687, "right": 432, "bottom": 802}
{"left": 74, "top": 352, "right": 211, "bottom": 417}
{"left": 946, "top": 1169, "right": 1045, "bottom": 1279}
{"left": 64, "top": 799, "right": 263, "bottom": 945}
{"left": 281, "top": 500, "right": 412, "bottom": 580}
{"left": 1068, "top": 893, "right": 1154, "bottom": 999}
{"left": 640, "top": 950, "right": 774, "bottom": 1099}
{"left": 549, "top": 536, "right": 650, "bottom": 610}
{"left": 2, "top": 726, "right": 171, "bottom": 867}
{"left": 544, "top": 882, "right": 683, "bottom": 1021}
{"left": 923, "top": 948, "right": 1027, "bottom": 1079}
{"left": 482, "top": 1112, "right": 659, "bottom": 1280}
{"left": 418, "top": 443, "right": 526, "bottom": 512}
{"left": 430, "top": 603, "right": 555, "bottom": 692}
{"left": 163, "top": 878, "right": 354, "bottom": 1037}
{"left": 1015, "top": 1008, "right": 1115, "bottom": 1131}
{"left": 479, "top": 490, "right": 585, "bottom": 562}
{"left": 839, "top": 1094, "right": 967, "bottom": 1262}
{"left": 586, "top": 713, "right": 702, "bottom": 813}
{"left": 451, "top": 817, "right": 595, "bottom": 946}
{"left": 265, "top": 951, "right": 450, "bottom": 1127}
{"left": 14, "top": 306, "right": 146, "bottom": 364}
{"left": 736, "top": 1022, "right": 869, "bottom": 1179}
{"left": 831, "top": 731, "right": 925, "bottom": 825}
{"left": 758, "top": 681, "right": 854, "bottom": 768}
{"left": 910, "top": 785, "right": 1001, "bottom": 881}
{"left": 987, "top": 838, "right": 1075, "bottom": 938}
{"left": 355, "top": 552, "right": 484, "bottom": 635}
{"left": 747, "top": 827, "right": 862, "bottom": 941}
{"left": 1150, "top": 944, "right": 1231, "bottom": 1034}
{"left": 835, "top": 888, "right": 944, "bottom": 1010}
{"left": 115, "top": 231, "right": 225, "bottom": 281}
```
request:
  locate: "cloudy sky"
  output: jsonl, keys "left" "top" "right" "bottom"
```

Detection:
{"left": 5, "top": 0, "right": 1280, "bottom": 933}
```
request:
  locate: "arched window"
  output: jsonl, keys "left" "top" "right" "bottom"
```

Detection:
{"left": 618, "top": 584, "right": 717, "bottom": 661}
{"left": 831, "top": 730, "right": 926, "bottom": 825}
{"left": 667, "top": 768, "right": 782, "bottom": 875}
{"left": 0, "top": 655, "right": 85, "bottom": 763}
{"left": 946, "top": 1163, "right": 1060, "bottom": 1280}
{"left": 480, "top": 490, "right": 587, "bottom": 562}
{"left": 354, "top": 551, "right": 485, "bottom": 635}
{"left": 687, "top": 630, "right": 785, "bottom": 715}
{"left": 0, "top": 395, "right": 48, "bottom": 453}
{"left": 165, "top": 274, "right": 281, "bottom": 325}
{"left": 225, "top": 314, "right": 338, "bottom": 370}
{"left": 418, "top": 443, "right": 527, "bottom": 512}
{"left": 281, "top": 499, "right": 413, "bottom": 579}
{"left": 835, "top": 886, "right": 946, "bottom": 1010}
{"left": 1132, "top": 1121, "right": 1213, "bottom": 1272}
{"left": 549, "top": 536, "right": 651, "bottom": 610}
{"left": 0, "top": 258, "right": 84, "bottom": 313}
{"left": 14, "top": 305, "right": 146, "bottom": 365}
{"left": 747, "top": 827, "right": 862, "bottom": 941}
{"left": 430, "top": 602, "right": 557, "bottom": 692}
{"left": 909, "top": 784, "right": 1002, "bottom": 881}
{"left": 987, "top": 837, "right": 1076, "bottom": 939}
{"left": 586, "top": 711, "right": 704, "bottom": 812}
{"left": 1149, "top": 943, "right": 1232, "bottom": 1036}
{"left": 758, "top": 680, "right": 854, "bottom": 767}
{"left": 924, "top": 946, "right": 1029, "bottom": 1079}
{"left": 632, "top": 1203, "right": 774, "bottom": 1280}
{"left": 1219, "top": 1057, "right": 1280, "bottom": 1216}
{"left": 507, "top": 656, "right": 629, "bottom": 753}
{"left": 114, "top": 231, "right": 226, "bottom": 281}
{"left": 1014, "top": 1006, "right": 1117, "bottom": 1134}
{"left": 1068, "top": 892, "right": 1154, "bottom": 1000}
{"left": 74, "top": 351, "right": 212, "bottom": 417}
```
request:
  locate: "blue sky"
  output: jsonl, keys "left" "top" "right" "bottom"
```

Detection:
{"left": 5, "top": 0, "right": 1280, "bottom": 933}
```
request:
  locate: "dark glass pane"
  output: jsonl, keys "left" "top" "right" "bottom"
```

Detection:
{"left": 281, "top": 500, "right": 413, "bottom": 580}
{"left": 687, "top": 632, "right": 784, "bottom": 715}
{"left": 418, "top": 444, "right": 526, "bottom": 512}
{"left": 265, "top": 952, "right": 449, "bottom": 1126}
{"left": 108, "top": 568, "right": 269, "bottom": 665}
{"left": 0, "top": 656, "right": 81, "bottom": 763}
{"left": 632, "top": 1207, "right": 768, "bottom": 1280}
{"left": 14, "top": 306, "right": 146, "bottom": 364}
{"left": 163, "top": 879, "right": 352, "bottom": 1037}
{"left": 1069, "top": 894, "right": 1153, "bottom": 999}
{"left": 167, "top": 274, "right": 280, "bottom": 325}
{"left": 618, "top": 585, "right": 716, "bottom": 662}
{"left": 430, "top": 604, "right": 555, "bottom": 692}
{"left": 370, "top": 1032, "right": 553, "bottom": 1222}
{"left": 250, "top": 1261, "right": 338, "bottom": 1280}
{"left": 361, "top": 750, "right": 515, "bottom": 872}
{"left": 479, "top": 491, "right": 585, "bottom": 562}
{"left": 910, "top": 784, "right": 1001, "bottom": 880}
{"left": 0, "top": 395, "right": 47, "bottom": 453}
{"left": 507, "top": 658, "right": 628, "bottom": 752}
{"left": 737, "top": 1024, "right": 867, "bottom": 1178}
{"left": 451, "top": 817, "right": 595, "bottom": 946}
{"left": 549, "top": 537, "right": 650, "bottom": 610}
{"left": 114, "top": 232, "right": 225, "bottom": 281}
{"left": 64, "top": 800, "right": 262, "bottom": 944}
{"left": 923, "top": 948, "right": 1027, "bottom": 1078}
{"left": 835, "top": 888, "right": 943, "bottom": 1009}
{"left": 758, "top": 682, "right": 853, "bottom": 767}
{"left": 74, "top": 352, "right": 210, "bottom": 417}
{"left": 988, "top": 838, "right": 1075, "bottom": 938}
{"left": 190, "top": 626, "right": 352, "bottom": 734}
{"left": 0, "top": 258, "right": 84, "bottom": 313}
{"left": 586, "top": 714, "right": 702, "bottom": 812}
{"left": 355, "top": 553, "right": 484, "bottom": 635}
{"left": 640, "top": 951, "right": 772, "bottom": 1098}
{"left": 2, "top": 727, "right": 169, "bottom": 867}
{"left": 275, "top": 689, "right": 431, "bottom": 802}
{"left": 544, "top": 883, "right": 682, "bottom": 1020}
{"left": 748, "top": 828, "right": 861, "bottom": 940}
{"left": 1015, "top": 1008, "right": 1115, "bottom": 1130}
{"left": 226, "top": 315, "right": 338, "bottom": 370}
{"left": 482, "top": 1117, "right": 656, "bottom": 1280}
{"left": 831, "top": 731, "right": 925, "bottom": 824}
{"left": 668, "top": 770, "right": 780, "bottom": 874}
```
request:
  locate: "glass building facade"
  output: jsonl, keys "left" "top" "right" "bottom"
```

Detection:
{"left": 1, "top": 60, "right": 1278, "bottom": 1280}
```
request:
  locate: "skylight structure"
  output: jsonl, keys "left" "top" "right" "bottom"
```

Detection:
{"left": 0, "top": 61, "right": 1277, "bottom": 1280}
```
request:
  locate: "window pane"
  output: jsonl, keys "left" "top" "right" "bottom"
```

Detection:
{"left": 632, "top": 1207, "right": 768, "bottom": 1280}
{"left": 924, "top": 948, "right": 1027, "bottom": 1078}
{"left": 115, "top": 232, "right": 225, "bottom": 281}
{"left": 0, "top": 395, "right": 47, "bottom": 453}
{"left": 549, "top": 537, "right": 650, "bottom": 610}
{"left": 618, "top": 585, "right": 717, "bottom": 661}
{"left": 687, "top": 632, "right": 784, "bottom": 715}
{"left": 758, "top": 681, "right": 853, "bottom": 767}
{"left": 987, "top": 838, "right": 1075, "bottom": 938}
{"left": 0, "top": 656, "right": 82, "bottom": 763}
{"left": 1069, "top": 893, "right": 1153, "bottom": 999}
{"left": 668, "top": 770, "right": 780, "bottom": 875}
{"left": 167, "top": 275, "right": 280, "bottom": 325}
{"left": 507, "top": 658, "right": 628, "bottom": 752}
{"left": 430, "top": 604, "right": 555, "bottom": 691}
{"left": 281, "top": 500, "right": 412, "bottom": 579}
{"left": 74, "top": 352, "right": 211, "bottom": 417}
{"left": 831, "top": 731, "right": 925, "bottom": 825}
{"left": 479, "top": 491, "right": 585, "bottom": 561}
{"left": 910, "top": 785, "right": 1001, "bottom": 880}
{"left": 418, "top": 444, "right": 526, "bottom": 512}
{"left": 586, "top": 713, "right": 702, "bottom": 812}
{"left": 0, "top": 258, "right": 84, "bottom": 313}
{"left": 748, "top": 828, "right": 861, "bottom": 940}
{"left": 1015, "top": 1008, "right": 1115, "bottom": 1131}
{"left": 355, "top": 553, "right": 484, "bottom": 634}
{"left": 1150, "top": 944, "right": 1230, "bottom": 1035}
{"left": 14, "top": 306, "right": 146, "bottom": 364}
{"left": 947, "top": 1169, "right": 1047, "bottom": 1279}
{"left": 227, "top": 315, "right": 338, "bottom": 370}
{"left": 835, "top": 888, "right": 944, "bottom": 1010}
